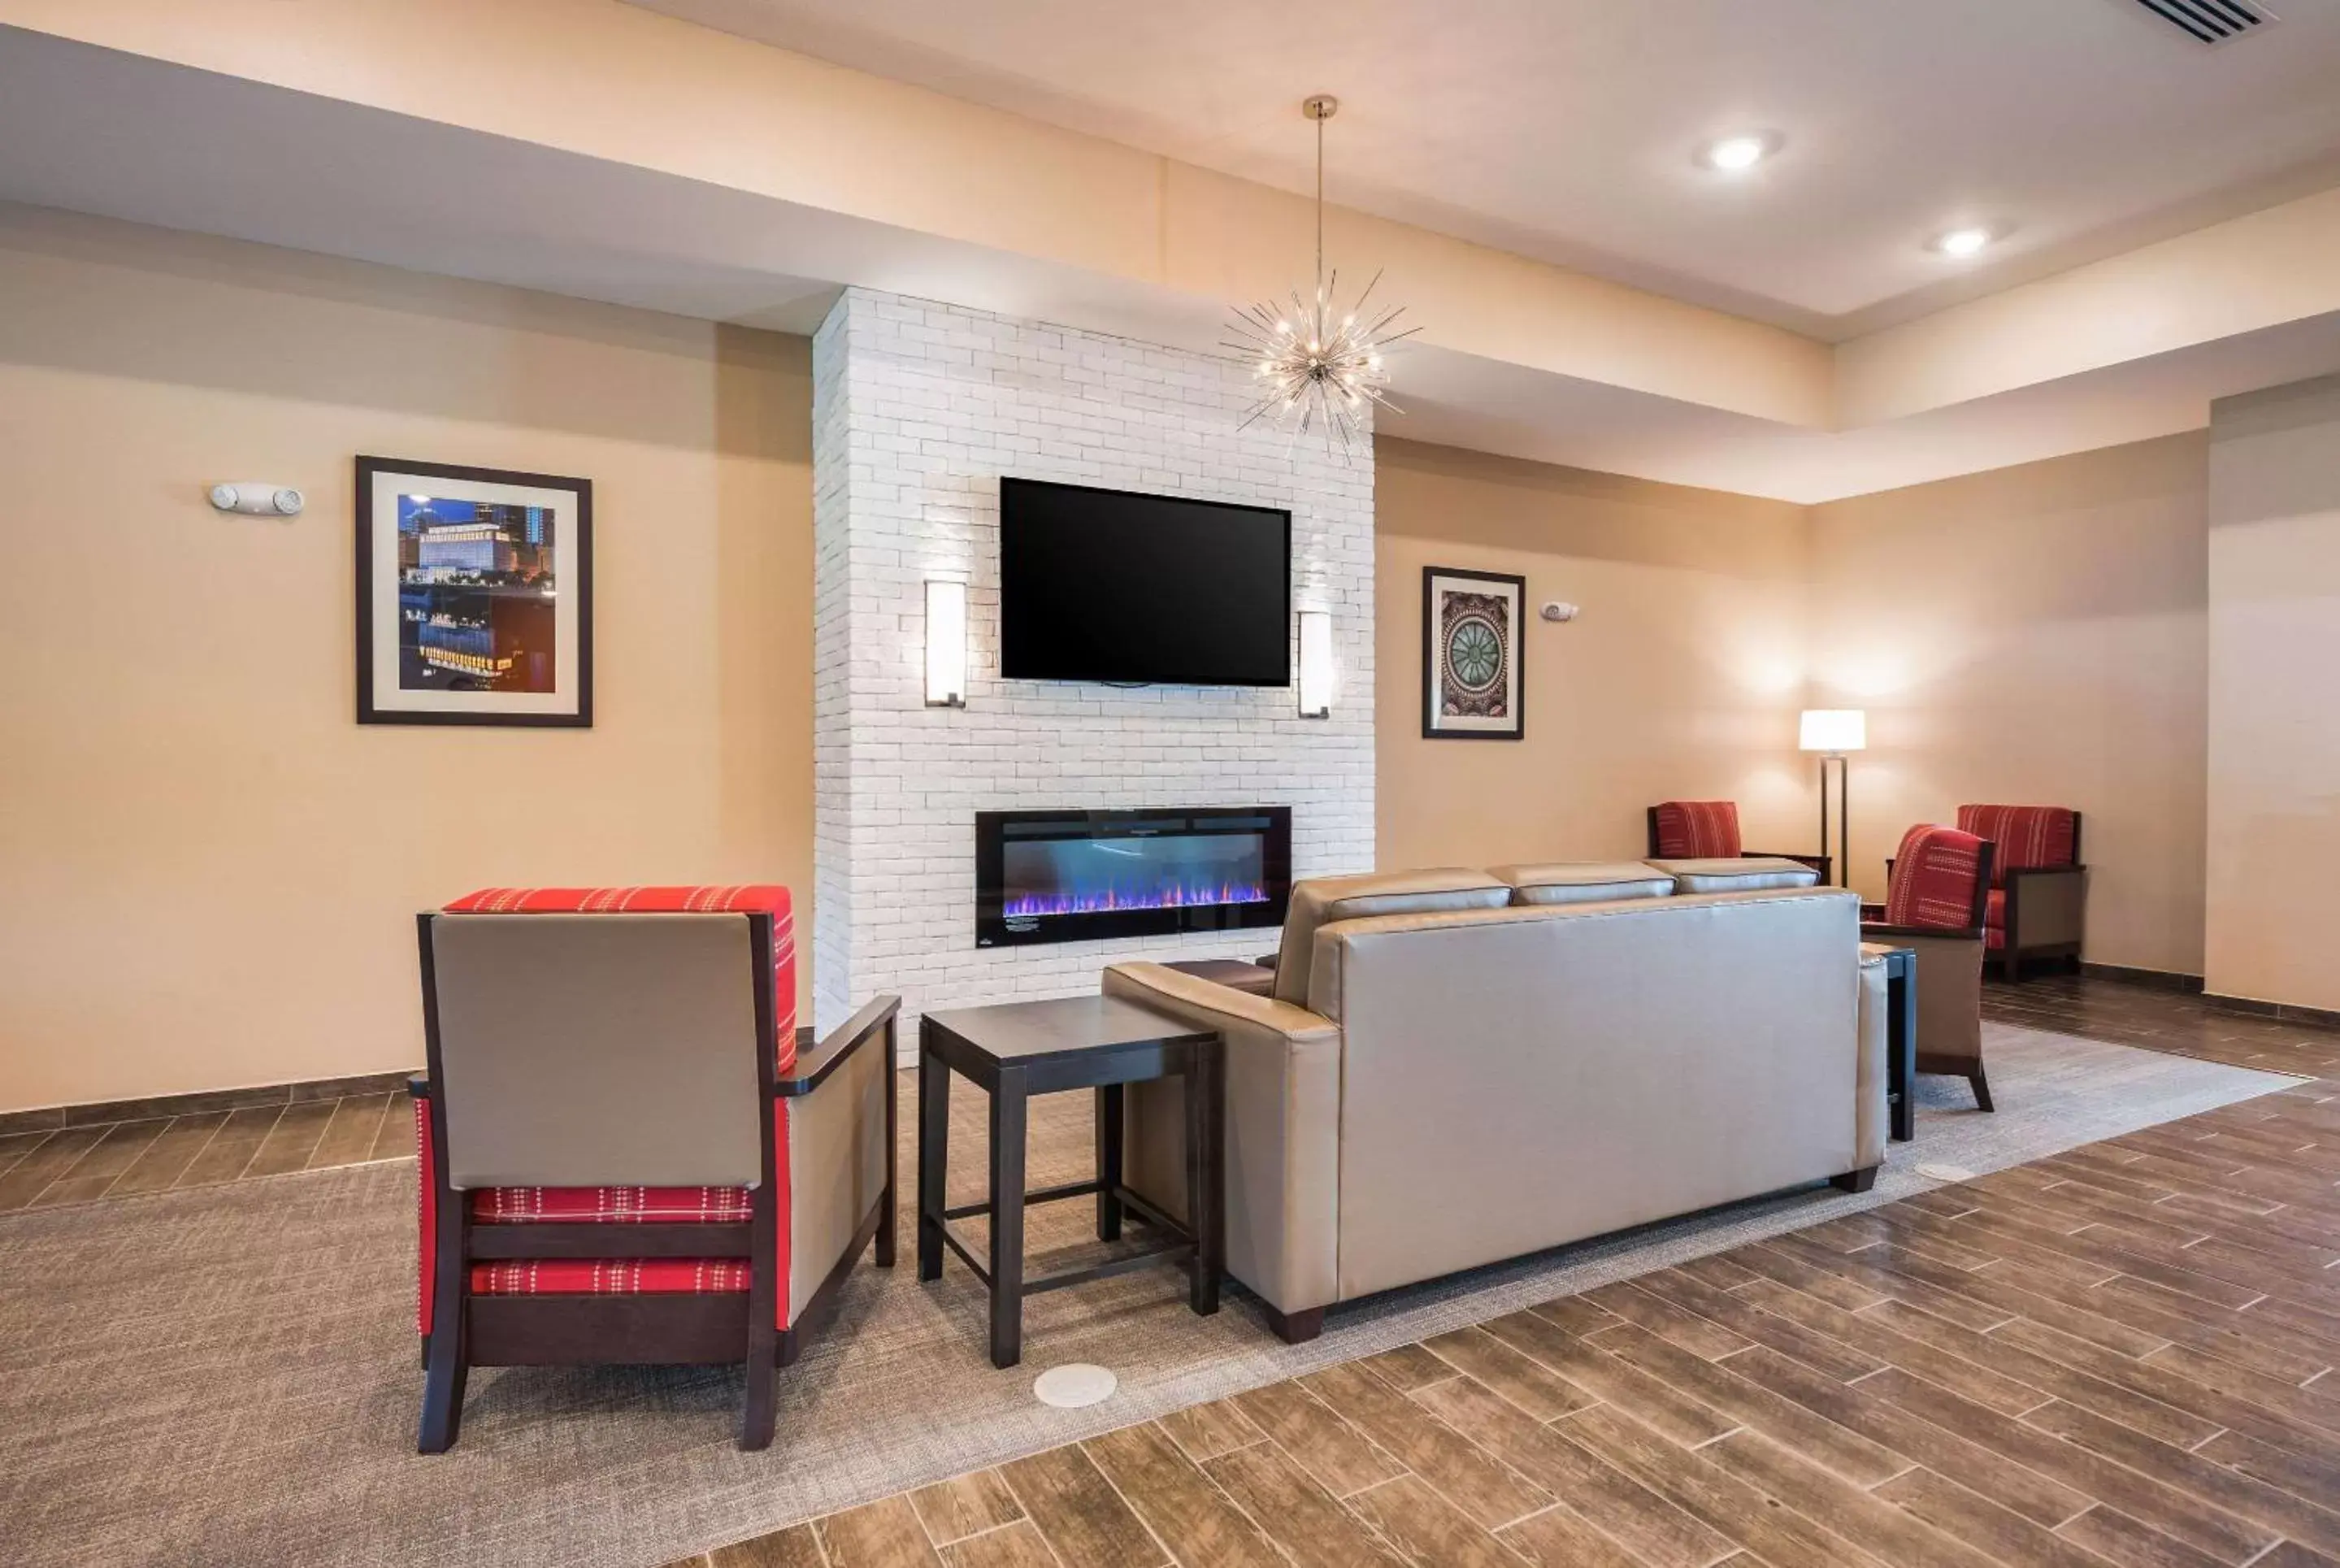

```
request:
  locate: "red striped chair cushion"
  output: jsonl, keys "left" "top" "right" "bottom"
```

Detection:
{"left": 414, "top": 1076, "right": 792, "bottom": 1332}
{"left": 471, "top": 1186, "right": 753, "bottom": 1224}
{"left": 1954, "top": 806, "right": 2075, "bottom": 886}
{"left": 1883, "top": 825, "right": 1987, "bottom": 932}
{"left": 1652, "top": 801, "right": 1743, "bottom": 859}
{"left": 470, "top": 1260, "right": 750, "bottom": 1296}
{"left": 443, "top": 884, "right": 797, "bottom": 1071}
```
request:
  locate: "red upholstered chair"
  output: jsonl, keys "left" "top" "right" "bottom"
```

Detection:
{"left": 409, "top": 885, "right": 897, "bottom": 1453}
{"left": 1862, "top": 827, "right": 1997, "bottom": 1112}
{"left": 1956, "top": 805, "right": 2085, "bottom": 982}
{"left": 1647, "top": 801, "right": 1831, "bottom": 884}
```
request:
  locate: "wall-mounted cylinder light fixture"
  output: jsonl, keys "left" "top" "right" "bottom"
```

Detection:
{"left": 1296, "top": 609, "right": 1334, "bottom": 719}
{"left": 925, "top": 579, "right": 968, "bottom": 709}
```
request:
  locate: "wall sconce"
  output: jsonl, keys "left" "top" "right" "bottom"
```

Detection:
{"left": 1296, "top": 610, "right": 1334, "bottom": 719}
{"left": 924, "top": 579, "right": 967, "bottom": 709}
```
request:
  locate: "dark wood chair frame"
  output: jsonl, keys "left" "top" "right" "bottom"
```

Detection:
{"left": 410, "top": 909, "right": 899, "bottom": 1454}
{"left": 1645, "top": 806, "right": 1831, "bottom": 885}
{"left": 1990, "top": 811, "right": 2086, "bottom": 983}
{"left": 1864, "top": 840, "right": 1997, "bottom": 1112}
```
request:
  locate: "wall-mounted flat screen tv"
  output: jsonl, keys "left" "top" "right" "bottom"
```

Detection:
{"left": 999, "top": 477, "right": 1292, "bottom": 687}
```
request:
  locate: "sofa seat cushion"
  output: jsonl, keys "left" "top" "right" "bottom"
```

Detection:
{"left": 471, "top": 1186, "right": 753, "bottom": 1224}
{"left": 469, "top": 1259, "right": 749, "bottom": 1295}
{"left": 1647, "top": 857, "right": 1820, "bottom": 893}
{"left": 444, "top": 884, "right": 796, "bottom": 1071}
{"left": 1491, "top": 862, "right": 1677, "bottom": 906}
{"left": 1651, "top": 801, "right": 1743, "bottom": 858}
{"left": 1955, "top": 806, "right": 2077, "bottom": 885}
{"left": 1272, "top": 869, "right": 1513, "bottom": 1006}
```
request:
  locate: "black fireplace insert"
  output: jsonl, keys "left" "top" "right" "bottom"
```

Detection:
{"left": 975, "top": 807, "right": 1292, "bottom": 948}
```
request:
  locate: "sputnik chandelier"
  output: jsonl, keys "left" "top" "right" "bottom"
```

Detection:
{"left": 1226, "top": 94, "right": 1417, "bottom": 454}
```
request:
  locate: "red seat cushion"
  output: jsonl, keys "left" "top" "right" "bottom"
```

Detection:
{"left": 1883, "top": 825, "right": 1987, "bottom": 932}
{"left": 1954, "top": 806, "right": 2076, "bottom": 887}
{"left": 1652, "top": 801, "right": 1743, "bottom": 859}
{"left": 471, "top": 1186, "right": 753, "bottom": 1224}
{"left": 470, "top": 1260, "right": 749, "bottom": 1296}
{"left": 443, "top": 884, "right": 797, "bottom": 1071}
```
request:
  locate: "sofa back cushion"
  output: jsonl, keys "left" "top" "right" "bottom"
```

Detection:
{"left": 1955, "top": 805, "right": 2077, "bottom": 884}
{"left": 1272, "top": 869, "right": 1512, "bottom": 1006}
{"left": 1648, "top": 857, "right": 1819, "bottom": 893}
{"left": 1651, "top": 801, "right": 1743, "bottom": 858}
{"left": 1884, "top": 825, "right": 1988, "bottom": 930}
{"left": 1490, "top": 862, "right": 1678, "bottom": 906}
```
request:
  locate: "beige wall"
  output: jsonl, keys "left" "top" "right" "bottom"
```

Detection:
{"left": 0, "top": 206, "right": 814, "bottom": 1113}
{"left": 1375, "top": 439, "right": 1813, "bottom": 871}
{"left": 2206, "top": 376, "right": 2340, "bottom": 1010}
{"left": 1807, "top": 436, "right": 2210, "bottom": 975}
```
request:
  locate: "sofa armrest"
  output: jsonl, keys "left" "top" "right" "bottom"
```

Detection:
{"left": 1855, "top": 949, "right": 1887, "bottom": 1170}
{"left": 777, "top": 994, "right": 900, "bottom": 1097}
{"left": 1103, "top": 962, "right": 1344, "bottom": 1316}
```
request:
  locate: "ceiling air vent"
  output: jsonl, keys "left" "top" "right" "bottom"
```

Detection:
{"left": 2129, "top": 0, "right": 2276, "bottom": 44}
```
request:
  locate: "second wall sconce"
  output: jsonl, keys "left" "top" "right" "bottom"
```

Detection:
{"left": 1297, "top": 610, "right": 1334, "bottom": 719}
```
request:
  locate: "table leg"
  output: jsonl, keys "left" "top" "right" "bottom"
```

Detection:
{"left": 1184, "top": 1042, "right": 1222, "bottom": 1317}
{"left": 1096, "top": 1084, "right": 1124, "bottom": 1242}
{"left": 917, "top": 1021, "right": 949, "bottom": 1281}
{"left": 1890, "top": 959, "right": 1917, "bottom": 1144}
{"left": 989, "top": 1066, "right": 1028, "bottom": 1369}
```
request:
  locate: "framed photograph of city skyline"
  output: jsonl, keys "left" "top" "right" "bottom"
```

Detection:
{"left": 1422, "top": 565, "right": 1526, "bottom": 740}
{"left": 355, "top": 457, "right": 593, "bottom": 727}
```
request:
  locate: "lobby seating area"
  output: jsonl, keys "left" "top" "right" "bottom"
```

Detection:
{"left": 8, "top": 6, "right": 2340, "bottom": 1566}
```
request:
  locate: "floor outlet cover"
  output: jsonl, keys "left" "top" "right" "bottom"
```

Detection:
{"left": 1033, "top": 1364, "right": 1118, "bottom": 1409}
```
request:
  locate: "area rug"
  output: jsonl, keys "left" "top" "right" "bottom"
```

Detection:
{"left": 0, "top": 1023, "right": 2301, "bottom": 1568}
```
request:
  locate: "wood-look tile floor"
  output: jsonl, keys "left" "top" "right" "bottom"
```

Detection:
{"left": 673, "top": 977, "right": 2340, "bottom": 1568}
{"left": 0, "top": 1092, "right": 412, "bottom": 1211}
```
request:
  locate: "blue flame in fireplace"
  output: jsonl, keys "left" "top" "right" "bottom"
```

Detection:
{"left": 1001, "top": 832, "right": 1268, "bottom": 919}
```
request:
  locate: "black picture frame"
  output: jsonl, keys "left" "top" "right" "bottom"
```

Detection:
{"left": 1422, "top": 566, "right": 1527, "bottom": 741}
{"left": 355, "top": 456, "right": 593, "bottom": 728}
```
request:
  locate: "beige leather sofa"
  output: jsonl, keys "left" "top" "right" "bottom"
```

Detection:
{"left": 1105, "top": 861, "right": 1886, "bottom": 1342}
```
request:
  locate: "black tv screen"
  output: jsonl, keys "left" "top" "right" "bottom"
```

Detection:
{"left": 999, "top": 478, "right": 1291, "bottom": 686}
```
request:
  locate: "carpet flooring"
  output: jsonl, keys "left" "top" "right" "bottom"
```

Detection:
{"left": 0, "top": 1020, "right": 2299, "bottom": 1567}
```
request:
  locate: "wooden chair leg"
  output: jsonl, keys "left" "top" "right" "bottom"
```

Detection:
{"left": 417, "top": 1208, "right": 470, "bottom": 1453}
{"left": 740, "top": 1333, "right": 777, "bottom": 1450}
{"left": 1969, "top": 1063, "right": 1995, "bottom": 1114}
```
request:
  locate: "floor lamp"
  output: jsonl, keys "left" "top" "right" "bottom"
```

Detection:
{"left": 1799, "top": 709, "right": 1866, "bottom": 888}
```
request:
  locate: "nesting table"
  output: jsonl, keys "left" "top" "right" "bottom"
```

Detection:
{"left": 916, "top": 994, "right": 1225, "bottom": 1368}
{"left": 1864, "top": 942, "right": 1919, "bottom": 1142}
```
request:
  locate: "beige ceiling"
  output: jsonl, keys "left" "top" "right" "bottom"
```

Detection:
{"left": 636, "top": 0, "right": 2340, "bottom": 339}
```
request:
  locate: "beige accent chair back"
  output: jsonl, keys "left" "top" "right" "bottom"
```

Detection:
{"left": 428, "top": 912, "right": 766, "bottom": 1189}
{"left": 1107, "top": 884, "right": 1882, "bottom": 1323}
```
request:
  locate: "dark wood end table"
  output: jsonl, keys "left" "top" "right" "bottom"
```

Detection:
{"left": 916, "top": 993, "right": 1225, "bottom": 1369}
{"left": 1863, "top": 942, "right": 1918, "bottom": 1142}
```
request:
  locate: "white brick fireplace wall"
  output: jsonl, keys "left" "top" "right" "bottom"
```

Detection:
{"left": 811, "top": 288, "right": 1375, "bottom": 1034}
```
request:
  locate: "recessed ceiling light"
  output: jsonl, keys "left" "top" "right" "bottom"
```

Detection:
{"left": 1932, "top": 226, "right": 1994, "bottom": 258}
{"left": 1701, "top": 132, "right": 1779, "bottom": 172}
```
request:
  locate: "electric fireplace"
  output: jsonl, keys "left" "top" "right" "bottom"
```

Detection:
{"left": 975, "top": 807, "right": 1292, "bottom": 948}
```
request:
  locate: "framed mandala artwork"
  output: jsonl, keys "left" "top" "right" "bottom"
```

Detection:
{"left": 1422, "top": 567, "right": 1526, "bottom": 740}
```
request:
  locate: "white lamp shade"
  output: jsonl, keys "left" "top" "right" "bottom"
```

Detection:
{"left": 924, "top": 579, "right": 968, "bottom": 707}
{"left": 1296, "top": 610, "right": 1334, "bottom": 718}
{"left": 1799, "top": 708, "right": 1866, "bottom": 753}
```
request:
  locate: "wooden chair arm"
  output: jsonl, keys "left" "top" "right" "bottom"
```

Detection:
{"left": 776, "top": 994, "right": 901, "bottom": 1097}
{"left": 1860, "top": 922, "right": 1983, "bottom": 943}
